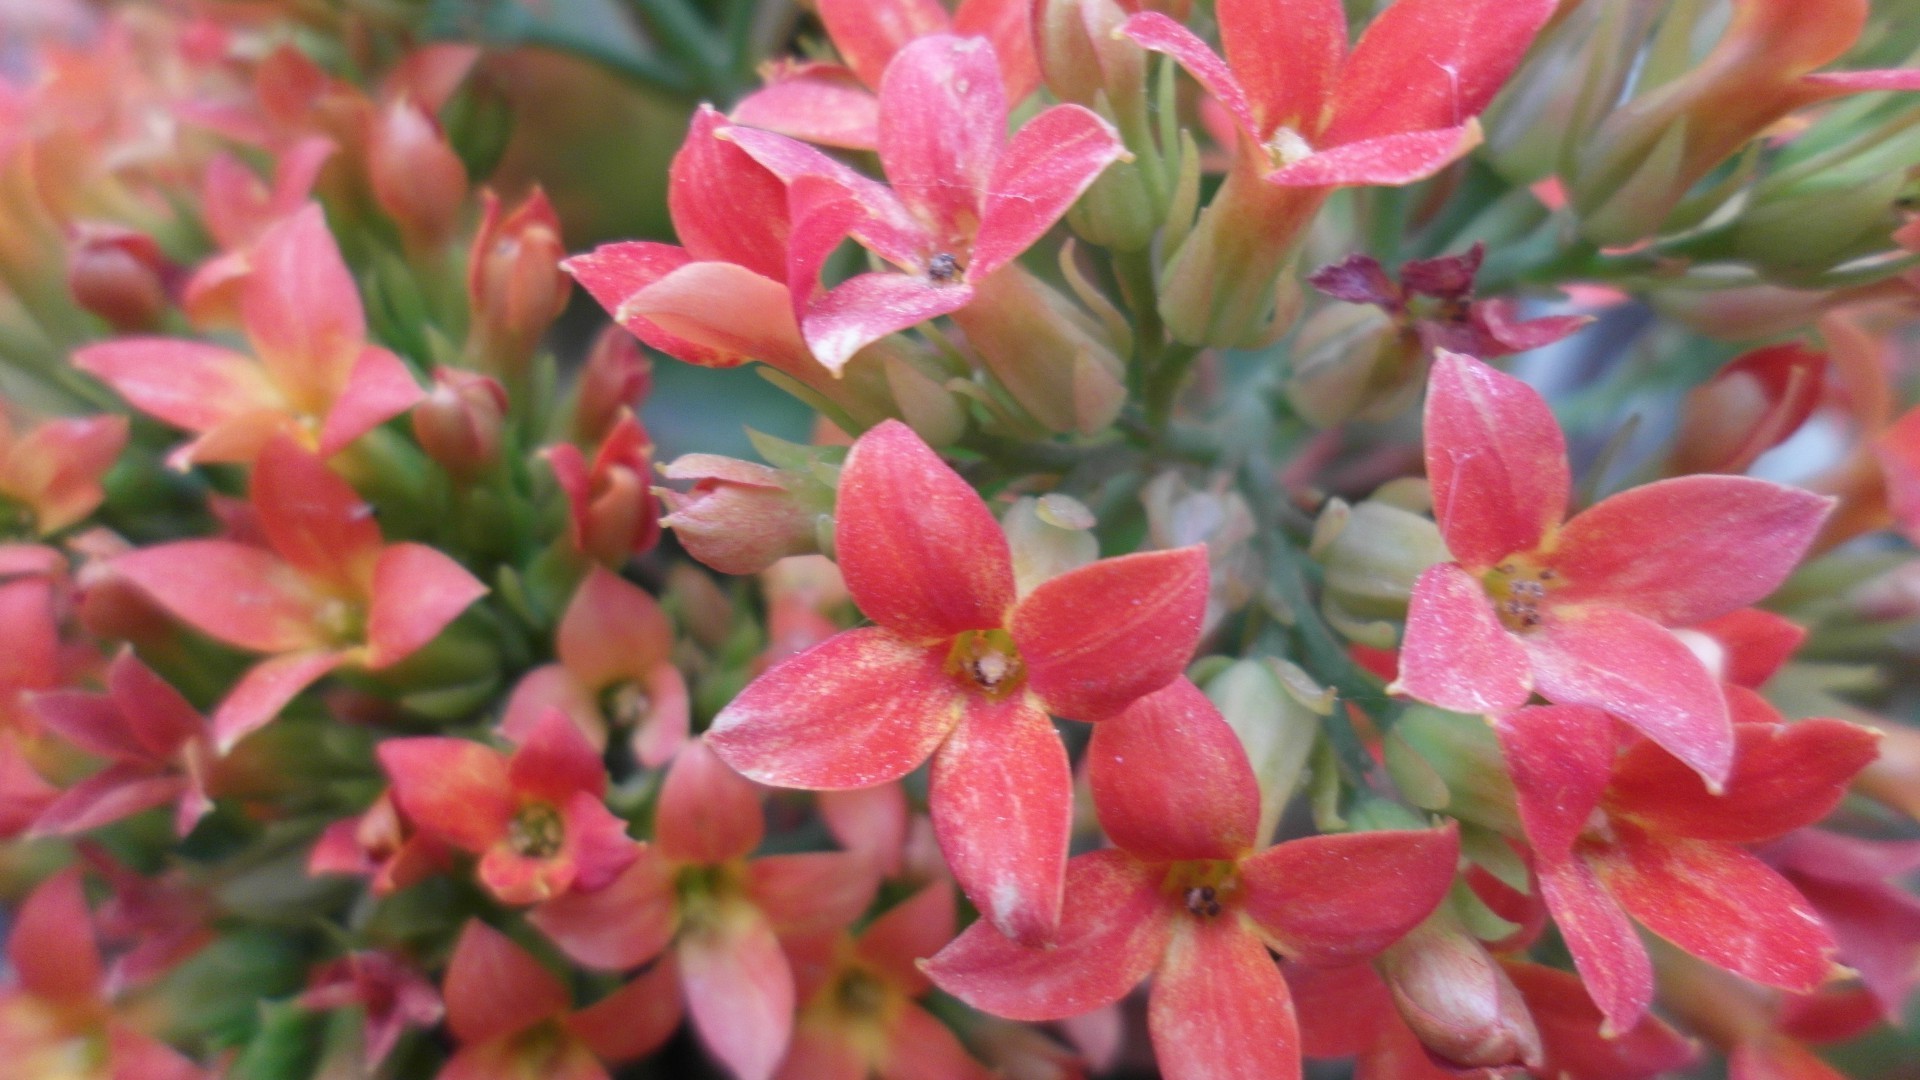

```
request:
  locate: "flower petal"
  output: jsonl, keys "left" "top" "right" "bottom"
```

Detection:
{"left": 566, "top": 242, "right": 743, "bottom": 368}
{"left": 112, "top": 540, "right": 327, "bottom": 653}
{"left": 1492, "top": 705, "right": 1614, "bottom": 862}
{"left": 71, "top": 338, "right": 274, "bottom": 435}
{"left": 1013, "top": 546, "right": 1208, "bottom": 721}
{"left": 241, "top": 204, "right": 366, "bottom": 405}
{"left": 1240, "top": 825, "right": 1460, "bottom": 968}
{"left": 567, "top": 958, "right": 685, "bottom": 1065}
{"left": 1147, "top": 916, "right": 1301, "bottom": 1080}
{"left": 378, "top": 737, "right": 514, "bottom": 853}
{"left": 556, "top": 565, "right": 673, "bottom": 687}
{"left": 1266, "top": 124, "right": 1482, "bottom": 187}
{"left": 1422, "top": 352, "right": 1568, "bottom": 570}
{"left": 1391, "top": 563, "right": 1532, "bottom": 714}
{"left": 443, "top": 919, "right": 569, "bottom": 1044}
{"left": 1534, "top": 853, "right": 1651, "bottom": 1036}
{"left": 730, "top": 65, "right": 880, "bottom": 151}
{"left": 1088, "top": 678, "right": 1259, "bottom": 862}
{"left": 856, "top": 882, "right": 956, "bottom": 995}
{"left": 708, "top": 627, "right": 961, "bottom": 789}
{"left": 211, "top": 650, "right": 346, "bottom": 752}
{"left": 930, "top": 695, "right": 1072, "bottom": 945}
{"left": 1120, "top": 13, "right": 1260, "bottom": 146}
{"left": 1597, "top": 823, "right": 1836, "bottom": 994}
{"left": 317, "top": 345, "right": 424, "bottom": 456}
{"left": 364, "top": 543, "right": 487, "bottom": 668}
{"left": 1608, "top": 719, "right": 1878, "bottom": 844}
{"left": 924, "top": 848, "right": 1171, "bottom": 1020}
{"left": 670, "top": 105, "right": 792, "bottom": 278}
{"left": 681, "top": 902, "right": 796, "bottom": 1080}
{"left": 31, "top": 765, "right": 187, "bottom": 836}
{"left": 1525, "top": 607, "right": 1733, "bottom": 789}
{"left": 819, "top": 783, "right": 909, "bottom": 876}
{"left": 618, "top": 261, "right": 817, "bottom": 374}
{"left": 108, "top": 650, "right": 206, "bottom": 757}
{"left": 817, "top": 0, "right": 951, "bottom": 88}
{"left": 1218, "top": 0, "right": 1344, "bottom": 135}
{"left": 657, "top": 738, "right": 764, "bottom": 864}
{"left": 876, "top": 35, "right": 1004, "bottom": 247}
{"left": 251, "top": 437, "right": 383, "bottom": 592}
{"left": 529, "top": 849, "right": 679, "bottom": 971}
{"left": 970, "top": 104, "right": 1124, "bottom": 280}
{"left": 837, "top": 420, "right": 1015, "bottom": 641}
{"left": 1501, "top": 961, "right": 1697, "bottom": 1080}
{"left": 7, "top": 868, "right": 102, "bottom": 1002}
{"left": 801, "top": 271, "right": 976, "bottom": 373}
{"left": 1547, "top": 475, "right": 1833, "bottom": 627}
{"left": 1325, "top": 0, "right": 1556, "bottom": 145}
{"left": 748, "top": 852, "right": 881, "bottom": 938}
{"left": 509, "top": 707, "right": 610, "bottom": 804}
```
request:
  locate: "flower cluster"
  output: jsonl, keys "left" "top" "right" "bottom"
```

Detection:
{"left": 3, "top": 0, "right": 1920, "bottom": 1078}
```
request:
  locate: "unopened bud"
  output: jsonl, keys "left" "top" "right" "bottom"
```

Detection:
{"left": 1285, "top": 304, "right": 1414, "bottom": 427}
{"left": 1004, "top": 495, "right": 1099, "bottom": 597}
{"left": 468, "top": 188, "right": 570, "bottom": 380}
{"left": 657, "top": 454, "right": 826, "bottom": 576}
{"left": 1142, "top": 471, "right": 1258, "bottom": 632}
{"left": 1311, "top": 497, "right": 1449, "bottom": 623}
{"left": 1670, "top": 343, "right": 1824, "bottom": 475}
{"left": 1378, "top": 903, "right": 1543, "bottom": 1070}
{"left": 951, "top": 264, "right": 1125, "bottom": 434}
{"left": 1205, "top": 659, "right": 1320, "bottom": 844}
{"left": 572, "top": 326, "right": 652, "bottom": 444}
{"left": 412, "top": 368, "right": 508, "bottom": 480}
{"left": 67, "top": 223, "right": 171, "bottom": 333}
{"left": 369, "top": 98, "right": 469, "bottom": 254}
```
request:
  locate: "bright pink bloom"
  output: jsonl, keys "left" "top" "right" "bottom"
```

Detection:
{"left": 0, "top": 406, "right": 126, "bottom": 534}
{"left": 723, "top": 34, "right": 1126, "bottom": 370}
{"left": 501, "top": 565, "right": 689, "bottom": 768}
{"left": 925, "top": 679, "right": 1460, "bottom": 1080}
{"left": 111, "top": 438, "right": 486, "bottom": 750}
{"left": 437, "top": 919, "right": 679, "bottom": 1080}
{"left": 708, "top": 420, "right": 1207, "bottom": 944}
{"left": 378, "top": 708, "right": 638, "bottom": 905}
{"left": 300, "top": 951, "right": 444, "bottom": 1071}
{"left": 1394, "top": 351, "right": 1833, "bottom": 786}
{"left": 74, "top": 204, "right": 424, "bottom": 469}
{"left": 1495, "top": 703, "right": 1877, "bottom": 1033}
{"left": 183, "top": 136, "right": 335, "bottom": 323}
{"left": 1763, "top": 830, "right": 1920, "bottom": 1022}
{"left": 545, "top": 410, "right": 661, "bottom": 564}
{"left": 530, "top": 740, "right": 881, "bottom": 1080}
{"left": 0, "top": 554, "right": 63, "bottom": 738}
{"left": 31, "top": 649, "right": 216, "bottom": 837}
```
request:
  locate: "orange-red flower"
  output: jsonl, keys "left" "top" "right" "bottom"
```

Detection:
{"left": 0, "top": 404, "right": 125, "bottom": 536}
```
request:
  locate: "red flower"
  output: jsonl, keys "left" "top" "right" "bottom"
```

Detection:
{"left": 74, "top": 204, "right": 423, "bottom": 469}
{"left": 529, "top": 740, "right": 881, "bottom": 1080}
{"left": 1393, "top": 351, "right": 1832, "bottom": 786}
{"left": 925, "top": 679, "right": 1460, "bottom": 1080}
{"left": 111, "top": 438, "right": 487, "bottom": 750}
{"left": 707, "top": 420, "right": 1207, "bottom": 943}
{"left": 1495, "top": 702, "right": 1878, "bottom": 1033}
{"left": 377, "top": 708, "right": 639, "bottom": 905}
{"left": 307, "top": 788, "right": 453, "bottom": 895}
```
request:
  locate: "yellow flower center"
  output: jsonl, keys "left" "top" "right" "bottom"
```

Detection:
{"left": 945, "top": 628, "right": 1026, "bottom": 698}
{"left": 507, "top": 802, "right": 565, "bottom": 858}
{"left": 1483, "top": 558, "right": 1561, "bottom": 633}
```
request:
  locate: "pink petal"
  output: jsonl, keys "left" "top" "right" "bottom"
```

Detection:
{"left": 731, "top": 66, "right": 880, "bottom": 151}
{"left": 240, "top": 204, "right": 366, "bottom": 406}
{"left": 364, "top": 543, "right": 487, "bottom": 668}
{"left": 1266, "top": 124, "right": 1482, "bottom": 187}
{"left": 617, "top": 261, "right": 815, "bottom": 374}
{"left": 1218, "top": 0, "right": 1344, "bottom": 135}
{"left": 656, "top": 739, "right": 764, "bottom": 864}
{"left": 817, "top": 0, "right": 951, "bottom": 88}
{"left": 1598, "top": 823, "right": 1836, "bottom": 994}
{"left": 1392, "top": 563, "right": 1532, "bottom": 714}
{"left": 558, "top": 791, "right": 641, "bottom": 895}
{"left": 566, "top": 959, "right": 685, "bottom": 1064}
{"left": 1608, "top": 719, "right": 1878, "bottom": 844}
{"left": 748, "top": 852, "right": 881, "bottom": 937}
{"left": 722, "top": 128, "right": 931, "bottom": 272}
{"left": 556, "top": 565, "right": 673, "bottom": 689}
{"left": 837, "top": 420, "right": 1015, "bottom": 641}
{"left": 819, "top": 783, "right": 909, "bottom": 876}
{"left": 630, "top": 663, "right": 692, "bottom": 768}
{"left": 106, "top": 1026, "right": 210, "bottom": 1080}
{"left": 34, "top": 690, "right": 148, "bottom": 761}
{"left": 317, "top": 345, "right": 424, "bottom": 456}
{"left": 565, "top": 242, "right": 743, "bottom": 368}
{"left": 529, "top": 850, "right": 679, "bottom": 971}
{"left": 1802, "top": 67, "right": 1920, "bottom": 93}
{"left": 875, "top": 35, "right": 1004, "bottom": 248}
{"left": 1692, "top": 608, "right": 1807, "bottom": 689}
{"left": 1502, "top": 961, "right": 1697, "bottom": 1079}
{"left": 879, "top": 1001, "right": 991, "bottom": 1080}
{"left": 1423, "top": 352, "right": 1568, "bottom": 569}
{"left": 802, "top": 271, "right": 976, "bottom": 373}
{"left": 1013, "top": 546, "right": 1208, "bottom": 722}
{"left": 1525, "top": 606, "right": 1733, "bottom": 789}
{"left": 951, "top": 0, "right": 1040, "bottom": 101}
{"left": 443, "top": 919, "right": 569, "bottom": 1044}
{"left": 31, "top": 766, "right": 186, "bottom": 836}
{"left": 680, "top": 903, "right": 796, "bottom": 1080}
{"left": 378, "top": 737, "right": 514, "bottom": 853}
{"left": 856, "top": 882, "right": 957, "bottom": 994}
{"left": 1547, "top": 476, "right": 1833, "bottom": 627}
{"left": 1088, "top": 678, "right": 1259, "bottom": 862}
{"left": 1240, "top": 825, "right": 1460, "bottom": 967}
{"left": 250, "top": 437, "right": 382, "bottom": 592}
{"left": 1535, "top": 853, "right": 1652, "bottom": 1035}
{"left": 499, "top": 666, "right": 602, "bottom": 752}
{"left": 669, "top": 105, "right": 792, "bottom": 278}
{"left": 508, "top": 707, "right": 610, "bottom": 805}
{"left": 924, "top": 848, "right": 1171, "bottom": 1019}
{"left": 71, "top": 338, "right": 273, "bottom": 435}
{"left": 970, "top": 105, "right": 1124, "bottom": 279}
{"left": 1147, "top": 916, "right": 1301, "bottom": 1080}
{"left": 931, "top": 695, "right": 1072, "bottom": 945}
{"left": 7, "top": 867, "right": 104, "bottom": 1002}
{"left": 211, "top": 650, "right": 347, "bottom": 751}
{"left": 708, "top": 627, "right": 962, "bottom": 789}
{"left": 1325, "top": 0, "right": 1556, "bottom": 145}
{"left": 1121, "top": 13, "right": 1260, "bottom": 144}
{"left": 1492, "top": 705, "right": 1614, "bottom": 861}
{"left": 776, "top": 1029, "right": 866, "bottom": 1080}
{"left": 108, "top": 651, "right": 206, "bottom": 757}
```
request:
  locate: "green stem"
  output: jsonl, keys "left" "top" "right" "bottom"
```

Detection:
{"left": 1112, "top": 248, "right": 1163, "bottom": 397}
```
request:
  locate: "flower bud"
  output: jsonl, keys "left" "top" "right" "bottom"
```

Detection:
{"left": 1670, "top": 343, "right": 1825, "bottom": 475}
{"left": 411, "top": 368, "right": 508, "bottom": 480}
{"left": 1159, "top": 159, "right": 1321, "bottom": 347}
{"left": 1205, "top": 658, "right": 1321, "bottom": 844}
{"left": 1004, "top": 495, "right": 1099, "bottom": 597}
{"left": 656, "top": 454, "right": 827, "bottom": 576}
{"left": 1389, "top": 706, "right": 1520, "bottom": 836}
{"left": 571, "top": 326, "right": 652, "bottom": 444}
{"left": 1378, "top": 902, "right": 1543, "bottom": 1070}
{"left": 951, "top": 264, "right": 1125, "bottom": 435}
{"left": 66, "top": 223, "right": 171, "bottom": 333}
{"left": 467, "top": 187, "right": 570, "bottom": 380}
{"left": 368, "top": 98, "right": 468, "bottom": 254}
{"left": 546, "top": 411, "right": 658, "bottom": 565}
{"left": 1143, "top": 471, "right": 1258, "bottom": 631}
{"left": 1284, "top": 304, "right": 1412, "bottom": 427}
{"left": 1310, "top": 496, "right": 1449, "bottom": 624}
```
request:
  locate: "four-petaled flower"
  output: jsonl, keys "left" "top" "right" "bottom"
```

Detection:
{"left": 707, "top": 419, "right": 1208, "bottom": 945}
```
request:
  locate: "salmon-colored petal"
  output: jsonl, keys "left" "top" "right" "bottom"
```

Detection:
{"left": 657, "top": 738, "right": 764, "bottom": 864}
{"left": 1088, "top": 678, "right": 1259, "bottom": 862}
{"left": 924, "top": 848, "right": 1170, "bottom": 1020}
{"left": 72, "top": 338, "right": 275, "bottom": 434}
{"left": 31, "top": 765, "right": 185, "bottom": 836}
{"left": 1525, "top": 607, "right": 1733, "bottom": 789}
{"left": 364, "top": 543, "right": 487, "bottom": 668}
{"left": 1218, "top": 0, "right": 1344, "bottom": 134}
{"left": 630, "top": 662, "right": 691, "bottom": 768}
{"left": 1691, "top": 608, "right": 1807, "bottom": 688}
{"left": 1121, "top": 13, "right": 1260, "bottom": 145}
{"left": 7, "top": 867, "right": 104, "bottom": 1002}
{"left": 500, "top": 665, "right": 605, "bottom": 753}
{"left": 566, "top": 242, "right": 747, "bottom": 368}
{"left": 251, "top": 437, "right": 383, "bottom": 591}
{"left": 1501, "top": 961, "right": 1697, "bottom": 1080}
{"left": 878, "top": 1001, "right": 991, "bottom": 1080}
{"left": 105, "top": 1025, "right": 209, "bottom": 1080}
{"left": 748, "top": 852, "right": 880, "bottom": 937}
{"left": 529, "top": 849, "right": 678, "bottom": 971}
{"left": 970, "top": 104, "right": 1123, "bottom": 280}
{"left": 668, "top": 105, "right": 793, "bottom": 279}
{"left": 817, "top": 0, "right": 950, "bottom": 88}
{"left": 316, "top": 345, "right": 424, "bottom": 456}
{"left": 443, "top": 919, "right": 570, "bottom": 1044}
{"left": 34, "top": 690, "right": 147, "bottom": 761}
{"left": 1325, "top": 0, "right": 1555, "bottom": 145}
{"left": 618, "top": 261, "right": 817, "bottom": 374}
{"left": 799, "top": 271, "right": 975, "bottom": 373}
{"left": 107, "top": 650, "right": 205, "bottom": 757}
{"left": 856, "top": 882, "right": 956, "bottom": 996}
{"left": 1534, "top": 853, "right": 1651, "bottom": 1035}
{"left": 240, "top": 204, "right": 366, "bottom": 406}
{"left": 730, "top": 70, "right": 877, "bottom": 165}
{"left": 707, "top": 627, "right": 962, "bottom": 789}
{"left": 951, "top": 0, "right": 1039, "bottom": 102}
{"left": 1547, "top": 476, "right": 1832, "bottom": 627}
{"left": 1013, "top": 546, "right": 1208, "bottom": 722}
{"left": 1392, "top": 563, "right": 1532, "bottom": 714}
{"left": 1728, "top": 1037, "right": 1848, "bottom": 1080}
{"left": 681, "top": 903, "right": 796, "bottom": 1080}
{"left": 776, "top": 1026, "right": 867, "bottom": 1080}
{"left": 1597, "top": 823, "right": 1836, "bottom": 994}
{"left": 566, "top": 958, "right": 685, "bottom": 1064}
{"left": 113, "top": 539, "right": 327, "bottom": 653}
{"left": 13, "top": 414, "right": 127, "bottom": 534}
{"left": 378, "top": 737, "right": 514, "bottom": 853}
{"left": 211, "top": 650, "right": 345, "bottom": 752}
{"left": 819, "top": 783, "right": 909, "bottom": 876}
{"left": 1492, "top": 705, "right": 1614, "bottom": 861}
{"left": 1240, "top": 825, "right": 1460, "bottom": 968}
{"left": 1266, "top": 125, "right": 1482, "bottom": 187}
{"left": 556, "top": 565, "right": 673, "bottom": 687}
{"left": 876, "top": 35, "right": 1003, "bottom": 247}
{"left": 930, "top": 696, "right": 1072, "bottom": 945}
{"left": 507, "top": 706, "right": 608, "bottom": 805}
{"left": 167, "top": 409, "right": 295, "bottom": 468}
{"left": 1608, "top": 719, "right": 1878, "bottom": 844}
{"left": 1147, "top": 916, "right": 1301, "bottom": 1080}
{"left": 1423, "top": 352, "right": 1569, "bottom": 569}
{"left": 558, "top": 790, "right": 639, "bottom": 895}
